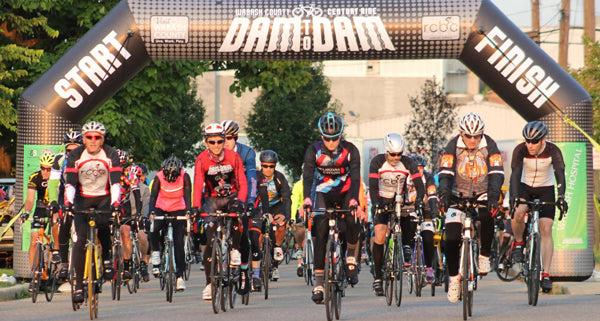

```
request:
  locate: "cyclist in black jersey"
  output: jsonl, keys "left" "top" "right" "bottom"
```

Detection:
{"left": 303, "top": 113, "right": 361, "bottom": 304}
{"left": 509, "top": 121, "right": 567, "bottom": 292}
{"left": 438, "top": 113, "right": 504, "bottom": 303}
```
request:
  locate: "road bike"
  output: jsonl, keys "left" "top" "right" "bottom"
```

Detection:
{"left": 109, "top": 213, "right": 123, "bottom": 301}
{"left": 282, "top": 223, "right": 296, "bottom": 264}
{"left": 200, "top": 211, "right": 239, "bottom": 314}
{"left": 511, "top": 199, "right": 562, "bottom": 306}
{"left": 407, "top": 210, "right": 426, "bottom": 297}
{"left": 24, "top": 210, "right": 59, "bottom": 303}
{"left": 125, "top": 216, "right": 143, "bottom": 294}
{"left": 379, "top": 186, "right": 405, "bottom": 307}
{"left": 494, "top": 217, "right": 520, "bottom": 282}
{"left": 259, "top": 213, "right": 275, "bottom": 300}
{"left": 151, "top": 213, "right": 189, "bottom": 303}
{"left": 183, "top": 221, "right": 195, "bottom": 281}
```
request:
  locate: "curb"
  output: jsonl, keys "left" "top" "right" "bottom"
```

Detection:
{"left": 0, "top": 283, "right": 28, "bottom": 301}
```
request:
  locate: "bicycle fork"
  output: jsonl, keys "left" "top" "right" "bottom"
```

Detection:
{"left": 459, "top": 218, "right": 476, "bottom": 291}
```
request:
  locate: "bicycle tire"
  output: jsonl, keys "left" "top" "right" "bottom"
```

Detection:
{"left": 462, "top": 240, "right": 469, "bottom": 321}
{"left": 184, "top": 234, "right": 193, "bottom": 281}
{"left": 166, "top": 242, "right": 174, "bottom": 303}
{"left": 394, "top": 235, "right": 404, "bottom": 307}
{"left": 415, "top": 239, "right": 423, "bottom": 297}
{"left": 324, "top": 237, "right": 335, "bottom": 321}
{"left": 210, "top": 239, "right": 222, "bottom": 314}
{"left": 221, "top": 249, "right": 230, "bottom": 312}
{"left": 305, "top": 239, "right": 314, "bottom": 286}
{"left": 111, "top": 243, "right": 120, "bottom": 300}
{"left": 31, "top": 243, "right": 42, "bottom": 303}
{"left": 468, "top": 241, "right": 474, "bottom": 317}
{"left": 262, "top": 236, "right": 271, "bottom": 300}
{"left": 228, "top": 267, "right": 237, "bottom": 309}
{"left": 86, "top": 245, "right": 96, "bottom": 320}
{"left": 432, "top": 248, "right": 440, "bottom": 297}
{"left": 383, "top": 238, "right": 393, "bottom": 306}
{"left": 530, "top": 233, "right": 541, "bottom": 306}
{"left": 45, "top": 262, "right": 58, "bottom": 302}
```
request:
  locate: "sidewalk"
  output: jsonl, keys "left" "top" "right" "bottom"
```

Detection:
{"left": 0, "top": 283, "right": 28, "bottom": 301}
{"left": 554, "top": 270, "right": 600, "bottom": 295}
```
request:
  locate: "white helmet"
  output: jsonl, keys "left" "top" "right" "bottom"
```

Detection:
{"left": 458, "top": 113, "right": 485, "bottom": 135}
{"left": 383, "top": 133, "right": 405, "bottom": 153}
{"left": 81, "top": 121, "right": 106, "bottom": 136}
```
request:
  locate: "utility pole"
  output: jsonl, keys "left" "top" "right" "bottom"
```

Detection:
{"left": 583, "top": 0, "right": 595, "bottom": 60}
{"left": 531, "top": 0, "right": 540, "bottom": 45}
{"left": 558, "top": 0, "right": 570, "bottom": 70}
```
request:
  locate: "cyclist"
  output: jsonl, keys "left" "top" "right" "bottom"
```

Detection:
{"left": 48, "top": 131, "right": 83, "bottom": 280}
{"left": 368, "top": 134, "right": 425, "bottom": 296}
{"left": 116, "top": 150, "right": 143, "bottom": 281}
{"left": 251, "top": 150, "right": 291, "bottom": 288}
{"left": 406, "top": 155, "right": 439, "bottom": 284}
{"left": 290, "top": 177, "right": 306, "bottom": 277}
{"left": 193, "top": 123, "right": 249, "bottom": 300}
{"left": 21, "top": 152, "right": 56, "bottom": 292}
{"left": 64, "top": 121, "right": 122, "bottom": 304}
{"left": 438, "top": 113, "right": 504, "bottom": 303}
{"left": 222, "top": 120, "right": 257, "bottom": 285}
{"left": 133, "top": 163, "right": 151, "bottom": 282}
{"left": 149, "top": 156, "right": 191, "bottom": 291}
{"left": 302, "top": 112, "right": 361, "bottom": 304}
{"left": 509, "top": 121, "right": 567, "bottom": 293}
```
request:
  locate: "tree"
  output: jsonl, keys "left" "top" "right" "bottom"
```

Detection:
{"left": 404, "top": 79, "right": 457, "bottom": 172}
{"left": 246, "top": 64, "right": 340, "bottom": 178}
{"left": 570, "top": 36, "right": 600, "bottom": 143}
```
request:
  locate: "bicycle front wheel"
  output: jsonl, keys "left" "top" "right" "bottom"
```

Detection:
{"left": 31, "top": 243, "right": 43, "bottom": 303}
{"left": 184, "top": 234, "right": 193, "bottom": 281}
{"left": 324, "top": 237, "right": 335, "bottom": 321}
{"left": 393, "top": 235, "right": 404, "bottom": 307}
{"left": 383, "top": 239, "right": 393, "bottom": 306}
{"left": 415, "top": 239, "right": 424, "bottom": 297}
{"left": 262, "top": 237, "right": 271, "bottom": 300}
{"left": 210, "top": 239, "right": 223, "bottom": 314}
{"left": 87, "top": 245, "right": 98, "bottom": 320}
{"left": 45, "top": 260, "right": 58, "bottom": 302}
{"left": 305, "top": 239, "right": 314, "bottom": 286}
{"left": 111, "top": 244, "right": 122, "bottom": 301}
{"left": 166, "top": 243, "right": 174, "bottom": 303}
{"left": 528, "top": 233, "right": 541, "bottom": 306}
{"left": 461, "top": 240, "right": 470, "bottom": 321}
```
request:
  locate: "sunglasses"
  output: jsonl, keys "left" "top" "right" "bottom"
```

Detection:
{"left": 322, "top": 136, "right": 340, "bottom": 142}
{"left": 525, "top": 138, "right": 541, "bottom": 144}
{"left": 41, "top": 167, "right": 51, "bottom": 172}
{"left": 206, "top": 139, "right": 225, "bottom": 145}
{"left": 225, "top": 136, "right": 236, "bottom": 141}
{"left": 463, "top": 133, "right": 482, "bottom": 139}
{"left": 261, "top": 164, "right": 275, "bottom": 169}
{"left": 85, "top": 135, "right": 103, "bottom": 141}
{"left": 388, "top": 152, "right": 402, "bottom": 157}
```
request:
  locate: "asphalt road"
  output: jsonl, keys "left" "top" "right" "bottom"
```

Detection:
{"left": 2, "top": 261, "right": 600, "bottom": 321}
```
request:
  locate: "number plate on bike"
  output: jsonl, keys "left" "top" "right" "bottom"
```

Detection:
{"left": 445, "top": 208, "right": 465, "bottom": 224}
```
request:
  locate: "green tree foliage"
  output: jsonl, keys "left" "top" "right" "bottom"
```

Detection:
{"left": 404, "top": 79, "right": 457, "bottom": 172}
{"left": 570, "top": 36, "right": 600, "bottom": 143}
{"left": 246, "top": 64, "right": 340, "bottom": 178}
{"left": 227, "top": 61, "right": 313, "bottom": 97}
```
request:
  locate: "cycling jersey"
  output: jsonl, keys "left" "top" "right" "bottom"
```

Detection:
{"left": 256, "top": 170, "right": 291, "bottom": 220}
{"left": 290, "top": 179, "right": 303, "bottom": 221}
{"left": 509, "top": 141, "right": 566, "bottom": 196}
{"left": 235, "top": 142, "right": 258, "bottom": 203}
{"left": 302, "top": 140, "right": 361, "bottom": 201}
{"left": 193, "top": 149, "right": 248, "bottom": 207}
{"left": 151, "top": 169, "right": 191, "bottom": 212}
{"left": 64, "top": 145, "right": 121, "bottom": 203}
{"left": 438, "top": 134, "right": 504, "bottom": 203}
{"left": 27, "top": 171, "right": 49, "bottom": 205}
{"left": 368, "top": 153, "right": 425, "bottom": 208}
{"left": 48, "top": 152, "right": 68, "bottom": 204}
{"left": 406, "top": 170, "right": 438, "bottom": 210}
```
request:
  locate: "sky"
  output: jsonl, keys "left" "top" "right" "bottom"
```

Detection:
{"left": 492, "top": 0, "right": 600, "bottom": 27}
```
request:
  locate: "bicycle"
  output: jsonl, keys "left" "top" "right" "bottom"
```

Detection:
{"left": 511, "top": 199, "right": 562, "bottom": 306}
{"left": 125, "top": 216, "right": 143, "bottom": 294}
{"left": 151, "top": 213, "right": 189, "bottom": 303}
{"left": 23, "top": 211, "right": 59, "bottom": 303}
{"left": 200, "top": 210, "right": 239, "bottom": 314}
{"left": 494, "top": 217, "right": 520, "bottom": 282}
{"left": 379, "top": 188, "right": 405, "bottom": 307}
{"left": 109, "top": 213, "right": 123, "bottom": 301}
{"left": 291, "top": 3, "right": 323, "bottom": 17}
{"left": 259, "top": 213, "right": 275, "bottom": 300}
{"left": 301, "top": 216, "right": 314, "bottom": 286}
{"left": 282, "top": 223, "right": 296, "bottom": 264}
{"left": 432, "top": 215, "right": 449, "bottom": 295}
{"left": 183, "top": 222, "right": 195, "bottom": 281}
{"left": 407, "top": 210, "right": 426, "bottom": 297}
{"left": 71, "top": 208, "right": 112, "bottom": 320}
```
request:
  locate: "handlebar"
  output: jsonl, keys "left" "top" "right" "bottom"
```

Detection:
{"left": 509, "top": 199, "right": 563, "bottom": 220}
{"left": 199, "top": 212, "right": 239, "bottom": 218}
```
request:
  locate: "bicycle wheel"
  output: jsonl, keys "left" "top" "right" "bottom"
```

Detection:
{"left": 393, "top": 235, "right": 404, "bottom": 307}
{"left": 45, "top": 260, "right": 58, "bottom": 302}
{"left": 166, "top": 244, "right": 174, "bottom": 303}
{"left": 383, "top": 240, "right": 393, "bottom": 306}
{"left": 31, "top": 243, "right": 43, "bottom": 303}
{"left": 529, "top": 233, "right": 541, "bottom": 306}
{"left": 324, "top": 237, "right": 335, "bottom": 321}
{"left": 210, "top": 239, "right": 222, "bottom": 314}
{"left": 184, "top": 234, "right": 193, "bottom": 281}
{"left": 415, "top": 239, "right": 423, "bottom": 297}
{"left": 461, "top": 240, "right": 470, "bottom": 321}
{"left": 305, "top": 239, "right": 314, "bottom": 286}
{"left": 228, "top": 266, "right": 237, "bottom": 309}
{"left": 432, "top": 248, "right": 440, "bottom": 297}
{"left": 262, "top": 237, "right": 271, "bottom": 300}
{"left": 86, "top": 246, "right": 97, "bottom": 320}
{"left": 110, "top": 244, "right": 121, "bottom": 300}
{"left": 221, "top": 249, "right": 230, "bottom": 312}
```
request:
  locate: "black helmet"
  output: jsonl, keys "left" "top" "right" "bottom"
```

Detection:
{"left": 260, "top": 150, "right": 278, "bottom": 163}
{"left": 63, "top": 131, "right": 83, "bottom": 145}
{"left": 162, "top": 156, "right": 182, "bottom": 182}
{"left": 137, "top": 163, "right": 148, "bottom": 175}
{"left": 522, "top": 121, "right": 547, "bottom": 142}
{"left": 318, "top": 112, "right": 344, "bottom": 138}
{"left": 412, "top": 155, "right": 427, "bottom": 167}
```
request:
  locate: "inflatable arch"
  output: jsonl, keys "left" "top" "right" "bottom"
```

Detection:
{"left": 16, "top": 0, "right": 593, "bottom": 279}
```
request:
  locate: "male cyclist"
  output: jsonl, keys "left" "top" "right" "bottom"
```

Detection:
{"left": 368, "top": 134, "right": 425, "bottom": 296}
{"left": 302, "top": 112, "right": 361, "bottom": 304}
{"left": 438, "top": 113, "right": 504, "bottom": 303}
{"left": 64, "top": 121, "right": 121, "bottom": 304}
{"left": 251, "top": 150, "right": 291, "bottom": 288}
{"left": 509, "top": 121, "right": 567, "bottom": 293}
{"left": 48, "top": 131, "right": 83, "bottom": 280}
{"left": 149, "top": 156, "right": 191, "bottom": 291}
{"left": 21, "top": 152, "right": 56, "bottom": 292}
{"left": 193, "top": 123, "right": 248, "bottom": 300}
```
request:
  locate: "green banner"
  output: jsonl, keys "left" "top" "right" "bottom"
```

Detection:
{"left": 21, "top": 144, "right": 62, "bottom": 251}
{"left": 553, "top": 142, "right": 587, "bottom": 250}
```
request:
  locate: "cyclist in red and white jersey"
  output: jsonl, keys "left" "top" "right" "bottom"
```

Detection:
{"left": 509, "top": 121, "right": 567, "bottom": 292}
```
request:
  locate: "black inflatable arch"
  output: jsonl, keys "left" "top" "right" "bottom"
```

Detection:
{"left": 16, "top": 0, "right": 593, "bottom": 279}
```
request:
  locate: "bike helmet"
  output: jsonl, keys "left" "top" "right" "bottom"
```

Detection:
{"left": 204, "top": 123, "right": 225, "bottom": 138}
{"left": 318, "top": 112, "right": 344, "bottom": 138}
{"left": 162, "top": 156, "right": 182, "bottom": 182}
{"left": 63, "top": 131, "right": 83, "bottom": 145}
{"left": 128, "top": 164, "right": 143, "bottom": 178}
{"left": 221, "top": 120, "right": 240, "bottom": 136}
{"left": 39, "top": 153, "right": 55, "bottom": 167}
{"left": 412, "top": 155, "right": 427, "bottom": 167}
{"left": 260, "top": 150, "right": 278, "bottom": 163}
{"left": 137, "top": 163, "right": 148, "bottom": 175}
{"left": 522, "top": 121, "right": 547, "bottom": 141}
{"left": 81, "top": 121, "right": 106, "bottom": 136}
{"left": 116, "top": 149, "right": 128, "bottom": 166}
{"left": 458, "top": 113, "right": 485, "bottom": 136}
{"left": 383, "top": 133, "right": 405, "bottom": 153}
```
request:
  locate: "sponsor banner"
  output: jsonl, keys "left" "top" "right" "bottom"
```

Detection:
{"left": 21, "top": 1, "right": 151, "bottom": 122}
{"left": 460, "top": 0, "right": 590, "bottom": 121}
{"left": 553, "top": 142, "right": 587, "bottom": 250}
